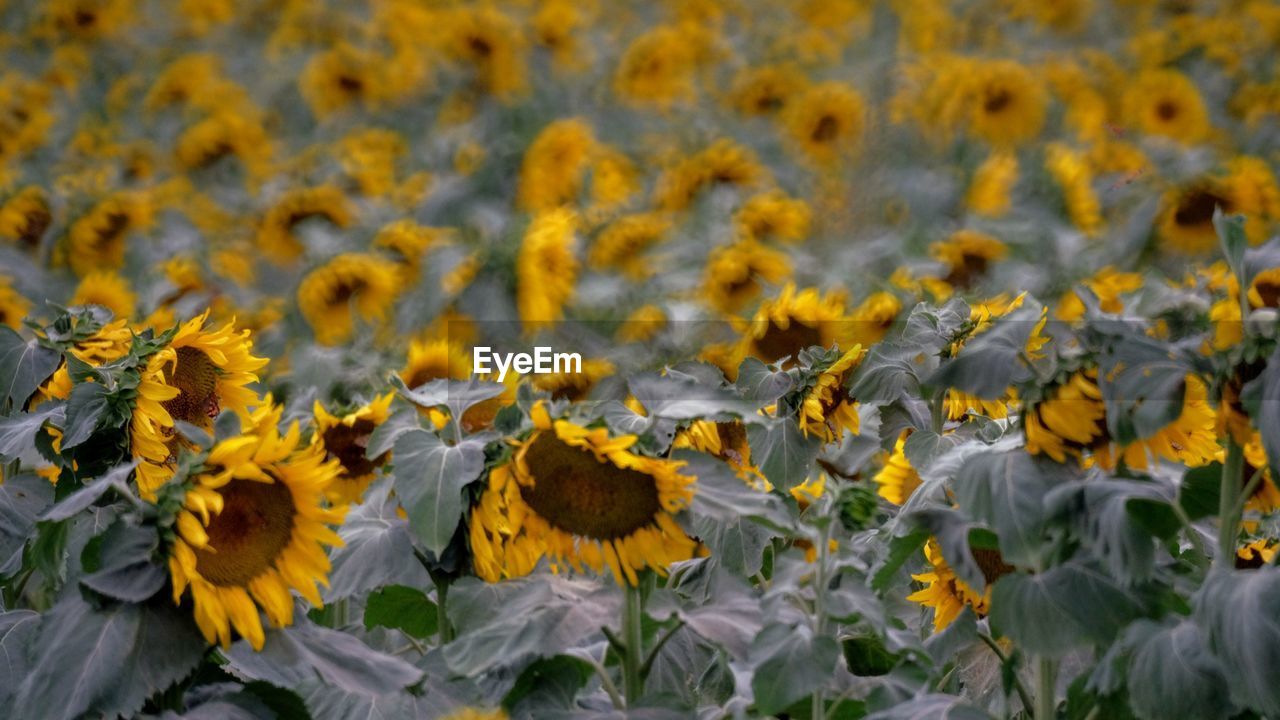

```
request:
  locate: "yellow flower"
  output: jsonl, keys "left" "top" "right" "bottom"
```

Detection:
{"left": 1122, "top": 69, "right": 1210, "bottom": 146}
{"left": 1023, "top": 370, "right": 1109, "bottom": 464}
{"left": 70, "top": 271, "right": 136, "bottom": 320}
{"left": 176, "top": 111, "right": 273, "bottom": 182}
{"left": 312, "top": 393, "right": 396, "bottom": 505}
{"left": 672, "top": 419, "right": 767, "bottom": 490}
{"left": 908, "top": 540, "right": 1012, "bottom": 632}
{"left": 336, "top": 129, "right": 409, "bottom": 199}
{"left": 965, "top": 59, "right": 1047, "bottom": 147}
{"left": 614, "top": 26, "right": 697, "bottom": 110}
{"left": 64, "top": 193, "right": 153, "bottom": 277}
{"left": 701, "top": 238, "right": 792, "bottom": 314}
{"left": 1044, "top": 143, "right": 1102, "bottom": 237}
{"left": 401, "top": 337, "right": 472, "bottom": 389}
{"left": 257, "top": 186, "right": 356, "bottom": 264}
{"left": 1056, "top": 266, "right": 1144, "bottom": 321}
{"left": 798, "top": 346, "right": 865, "bottom": 443}
{"left": 728, "top": 64, "right": 808, "bottom": 116}
{"left": 653, "top": 139, "right": 769, "bottom": 212}
{"left": 738, "top": 284, "right": 854, "bottom": 366}
{"left": 299, "top": 43, "right": 390, "bottom": 118}
{"left": 532, "top": 358, "right": 615, "bottom": 402}
{"left": 297, "top": 253, "right": 401, "bottom": 346}
{"left": 850, "top": 291, "right": 903, "bottom": 349}
{"left": 168, "top": 418, "right": 347, "bottom": 650}
{"left": 873, "top": 433, "right": 921, "bottom": 505}
{"left": 36, "top": 318, "right": 134, "bottom": 403}
{"left": 588, "top": 212, "right": 672, "bottom": 279}
{"left": 470, "top": 404, "right": 697, "bottom": 586}
{"left": 440, "top": 6, "right": 528, "bottom": 100}
{"left": 1095, "top": 376, "right": 1217, "bottom": 471}
{"left": 0, "top": 187, "right": 52, "bottom": 248}
{"left": 784, "top": 81, "right": 867, "bottom": 166}
{"left": 735, "top": 191, "right": 812, "bottom": 244}
{"left": 132, "top": 313, "right": 270, "bottom": 500}
{"left": 1157, "top": 180, "right": 1232, "bottom": 254}
{"left": 517, "top": 118, "right": 597, "bottom": 213}
{"left": 0, "top": 276, "right": 32, "bottom": 330}
{"left": 373, "top": 221, "right": 449, "bottom": 284}
{"left": 1237, "top": 538, "right": 1279, "bottom": 569}
{"left": 617, "top": 305, "right": 667, "bottom": 343}
{"left": 517, "top": 209, "right": 579, "bottom": 331}
{"left": 966, "top": 151, "right": 1019, "bottom": 218}
{"left": 929, "top": 230, "right": 1008, "bottom": 290}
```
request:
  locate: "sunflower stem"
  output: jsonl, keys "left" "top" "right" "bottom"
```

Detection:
{"left": 622, "top": 582, "right": 645, "bottom": 705}
{"left": 1216, "top": 438, "right": 1244, "bottom": 568}
{"left": 435, "top": 574, "right": 454, "bottom": 643}
{"left": 930, "top": 391, "right": 946, "bottom": 434}
{"left": 978, "top": 632, "right": 1034, "bottom": 713}
{"left": 1034, "top": 656, "right": 1057, "bottom": 720}
{"left": 639, "top": 619, "right": 684, "bottom": 680}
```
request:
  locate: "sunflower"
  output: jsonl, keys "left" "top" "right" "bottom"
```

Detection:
{"left": 0, "top": 186, "right": 52, "bottom": 248}
{"left": 297, "top": 253, "right": 400, "bottom": 346}
{"left": 175, "top": 111, "right": 272, "bottom": 181}
{"left": 70, "top": 270, "right": 136, "bottom": 319}
{"left": 735, "top": 191, "right": 812, "bottom": 244}
{"left": 588, "top": 212, "right": 672, "bottom": 279}
{"left": 873, "top": 433, "right": 922, "bottom": 505}
{"left": 36, "top": 318, "right": 135, "bottom": 403}
{"left": 312, "top": 393, "right": 395, "bottom": 505}
{"left": 1222, "top": 156, "right": 1280, "bottom": 244}
{"left": 64, "top": 193, "right": 153, "bottom": 277}
{"left": 373, "top": 220, "right": 448, "bottom": 283}
{"left": 966, "top": 151, "right": 1018, "bottom": 217}
{"left": 337, "top": 129, "right": 409, "bottom": 199}
{"left": 168, "top": 418, "right": 347, "bottom": 650}
{"left": 1236, "top": 538, "right": 1278, "bottom": 569}
{"left": 728, "top": 63, "right": 808, "bottom": 117}
{"left": 1023, "top": 370, "right": 1108, "bottom": 464}
{"left": 798, "top": 346, "right": 865, "bottom": 443}
{"left": 672, "top": 419, "right": 767, "bottom": 489}
{"left": 1157, "top": 180, "right": 1232, "bottom": 253}
{"left": 1045, "top": 143, "right": 1102, "bottom": 237}
{"left": 401, "top": 337, "right": 473, "bottom": 389}
{"left": 517, "top": 209, "right": 579, "bottom": 331}
{"left": 616, "top": 304, "right": 667, "bottom": 343}
{"left": 701, "top": 239, "right": 792, "bottom": 315}
{"left": 1240, "top": 435, "right": 1280, "bottom": 516}
{"left": 470, "top": 403, "right": 697, "bottom": 586}
{"left": 440, "top": 6, "right": 528, "bottom": 100}
{"left": 517, "top": 118, "right": 597, "bottom": 213}
{"left": 738, "top": 284, "right": 854, "bottom": 365}
{"left": 256, "top": 186, "right": 355, "bottom": 264}
{"left": 965, "top": 59, "right": 1047, "bottom": 147}
{"left": 1122, "top": 69, "right": 1210, "bottom": 145}
{"left": 299, "top": 43, "right": 388, "bottom": 118}
{"left": 908, "top": 539, "right": 1013, "bottom": 632}
{"left": 132, "top": 313, "right": 269, "bottom": 500}
{"left": 613, "top": 25, "right": 697, "bottom": 110}
{"left": 0, "top": 276, "right": 31, "bottom": 330}
{"left": 439, "top": 707, "right": 509, "bottom": 720}
{"left": 531, "top": 357, "right": 615, "bottom": 402}
{"left": 784, "top": 81, "right": 866, "bottom": 166}
{"left": 1056, "top": 266, "right": 1144, "bottom": 321}
{"left": 929, "top": 230, "right": 1008, "bottom": 290}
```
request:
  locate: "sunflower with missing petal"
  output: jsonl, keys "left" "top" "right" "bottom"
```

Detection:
{"left": 1093, "top": 376, "right": 1217, "bottom": 471}
{"left": 930, "top": 230, "right": 1007, "bottom": 290}
{"left": 738, "top": 284, "right": 854, "bottom": 366}
{"left": 798, "top": 346, "right": 865, "bottom": 443}
{"left": 70, "top": 270, "right": 136, "bottom": 320}
{"left": 0, "top": 276, "right": 32, "bottom": 330}
{"left": 873, "top": 433, "right": 922, "bottom": 505}
{"left": 168, "top": 417, "right": 347, "bottom": 650}
{"left": 470, "top": 403, "right": 697, "bottom": 586}
{"left": 312, "top": 393, "right": 395, "bottom": 505}
{"left": 1122, "top": 69, "right": 1210, "bottom": 146}
{"left": 517, "top": 118, "right": 597, "bottom": 213}
{"left": 257, "top": 186, "right": 355, "bottom": 264}
{"left": 702, "top": 237, "right": 792, "bottom": 314}
{"left": 784, "top": 81, "right": 866, "bottom": 166}
{"left": 132, "top": 312, "right": 269, "bottom": 499}
{"left": 0, "top": 186, "right": 52, "bottom": 248}
{"left": 908, "top": 539, "right": 1013, "bottom": 632}
{"left": 63, "top": 192, "right": 153, "bottom": 277}
{"left": 297, "top": 253, "right": 400, "bottom": 346}
{"left": 517, "top": 208, "right": 579, "bottom": 331}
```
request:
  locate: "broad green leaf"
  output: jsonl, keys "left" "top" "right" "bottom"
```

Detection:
{"left": 1098, "top": 336, "right": 1189, "bottom": 445}
{"left": 1195, "top": 567, "right": 1280, "bottom": 715}
{"left": 226, "top": 615, "right": 423, "bottom": 695}
{"left": 989, "top": 562, "right": 1146, "bottom": 656}
{"left": 79, "top": 522, "right": 165, "bottom": 602}
{"left": 864, "top": 694, "right": 993, "bottom": 720}
{"left": 677, "top": 449, "right": 793, "bottom": 530}
{"left": 299, "top": 682, "right": 431, "bottom": 720}
{"left": 1044, "top": 479, "right": 1170, "bottom": 584}
{"left": 750, "top": 623, "right": 840, "bottom": 716}
{"left": 671, "top": 574, "right": 764, "bottom": 659}
{"left": 0, "top": 327, "right": 61, "bottom": 411}
{"left": 502, "top": 655, "right": 593, "bottom": 713}
{"left": 324, "top": 486, "right": 430, "bottom": 602}
{"left": 747, "top": 417, "right": 822, "bottom": 492}
{"left": 1123, "top": 619, "right": 1233, "bottom": 720}
{"left": 600, "top": 399, "right": 653, "bottom": 435}
{"left": 1179, "top": 463, "right": 1222, "bottom": 521}
{"left": 843, "top": 631, "right": 899, "bottom": 676}
{"left": 60, "top": 381, "right": 110, "bottom": 449}
{"left": 392, "top": 429, "right": 484, "bottom": 556}
{"left": 40, "top": 461, "right": 136, "bottom": 522}
{"left": 628, "top": 371, "right": 762, "bottom": 422}
{"left": 0, "top": 404, "right": 64, "bottom": 459}
{"left": 363, "top": 585, "right": 438, "bottom": 638}
{"left": 735, "top": 357, "right": 794, "bottom": 406}
{"left": 902, "top": 429, "right": 966, "bottom": 472}
{"left": 364, "top": 408, "right": 419, "bottom": 459}
{"left": 393, "top": 377, "right": 506, "bottom": 423}
{"left": 0, "top": 473, "right": 54, "bottom": 574}
{"left": 849, "top": 342, "right": 922, "bottom": 405}
{"left": 953, "top": 449, "right": 1056, "bottom": 569}
{"left": 1213, "top": 210, "right": 1247, "bottom": 284}
{"left": 871, "top": 528, "right": 929, "bottom": 593}
{"left": 0, "top": 609, "right": 39, "bottom": 706}
{"left": 928, "top": 305, "right": 1039, "bottom": 399}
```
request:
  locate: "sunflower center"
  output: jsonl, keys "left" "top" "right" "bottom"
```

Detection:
{"left": 162, "top": 346, "right": 222, "bottom": 426}
{"left": 519, "top": 431, "right": 662, "bottom": 540}
{"left": 1254, "top": 280, "right": 1280, "bottom": 309}
{"left": 323, "top": 418, "right": 386, "bottom": 478}
{"left": 20, "top": 207, "right": 51, "bottom": 247}
{"left": 983, "top": 88, "right": 1012, "bottom": 114}
{"left": 95, "top": 212, "right": 130, "bottom": 250}
{"left": 715, "top": 421, "right": 750, "bottom": 464}
{"left": 971, "top": 547, "right": 1014, "bottom": 585}
{"left": 1155, "top": 100, "right": 1179, "bottom": 122}
{"left": 756, "top": 95, "right": 783, "bottom": 113}
{"left": 328, "top": 279, "right": 367, "bottom": 306}
{"left": 337, "top": 74, "right": 364, "bottom": 94}
{"left": 194, "top": 478, "right": 296, "bottom": 586}
{"left": 468, "top": 36, "right": 494, "bottom": 58}
{"left": 947, "top": 252, "right": 989, "bottom": 289}
{"left": 1175, "top": 189, "right": 1228, "bottom": 227}
{"left": 754, "top": 319, "right": 824, "bottom": 364}
{"left": 812, "top": 115, "right": 839, "bottom": 143}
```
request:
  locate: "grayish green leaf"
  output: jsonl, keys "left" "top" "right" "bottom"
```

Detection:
{"left": 392, "top": 429, "right": 485, "bottom": 556}
{"left": 0, "top": 403, "right": 64, "bottom": 459}
{"left": 750, "top": 623, "right": 839, "bottom": 715}
{"left": 1195, "top": 567, "right": 1280, "bottom": 716}
{"left": 0, "top": 327, "right": 61, "bottom": 410}
{"left": 989, "top": 562, "right": 1146, "bottom": 656}
{"left": 0, "top": 473, "right": 53, "bottom": 574}
{"left": 747, "top": 417, "right": 822, "bottom": 492}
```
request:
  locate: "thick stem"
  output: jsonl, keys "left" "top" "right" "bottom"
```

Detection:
{"left": 436, "top": 576, "right": 454, "bottom": 643}
{"left": 622, "top": 583, "right": 645, "bottom": 705}
{"left": 1035, "top": 656, "right": 1057, "bottom": 720}
{"left": 1217, "top": 439, "right": 1244, "bottom": 568}
{"left": 931, "top": 391, "right": 946, "bottom": 434}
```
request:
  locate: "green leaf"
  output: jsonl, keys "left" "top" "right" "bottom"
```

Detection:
{"left": 929, "top": 305, "right": 1039, "bottom": 399}
{"left": 907, "top": 508, "right": 995, "bottom": 592}
{"left": 628, "top": 371, "right": 762, "bottom": 422}
{"left": 843, "top": 632, "right": 899, "bottom": 676}
{"left": 1213, "top": 210, "right": 1247, "bottom": 284}
{"left": 1123, "top": 619, "right": 1233, "bottom": 720}
{"left": 849, "top": 342, "right": 923, "bottom": 405}
{"left": 750, "top": 623, "right": 840, "bottom": 716}
{"left": 953, "top": 449, "right": 1056, "bottom": 569}
{"left": 902, "top": 429, "right": 965, "bottom": 471}
{"left": 393, "top": 376, "right": 506, "bottom": 423}
{"left": 391, "top": 429, "right": 484, "bottom": 556}
{"left": 1195, "top": 567, "right": 1280, "bottom": 715}
{"left": 989, "top": 562, "right": 1146, "bottom": 656}
{"left": 0, "top": 404, "right": 64, "bottom": 459}
{"left": 1179, "top": 463, "right": 1222, "bottom": 521}
{"left": 1044, "top": 478, "right": 1171, "bottom": 584}
{"left": 871, "top": 528, "right": 929, "bottom": 593}
{"left": 747, "top": 417, "right": 822, "bottom": 492}
{"left": 364, "top": 408, "right": 419, "bottom": 459}
{"left": 0, "top": 327, "right": 61, "bottom": 410}
{"left": 363, "top": 584, "right": 438, "bottom": 638}
{"left": 865, "top": 694, "right": 993, "bottom": 719}
{"left": 0, "top": 609, "right": 39, "bottom": 707}
{"left": 735, "top": 357, "right": 794, "bottom": 406}
{"left": 678, "top": 449, "right": 793, "bottom": 530}
{"left": 0, "top": 473, "right": 54, "bottom": 574}
{"left": 1098, "top": 337, "right": 1189, "bottom": 444}
{"left": 1252, "top": 344, "right": 1280, "bottom": 477}
{"left": 79, "top": 523, "right": 166, "bottom": 602}
{"left": 40, "top": 461, "right": 136, "bottom": 522}
{"left": 324, "top": 487, "right": 430, "bottom": 602}
{"left": 60, "top": 382, "right": 110, "bottom": 450}
{"left": 502, "top": 655, "right": 593, "bottom": 712}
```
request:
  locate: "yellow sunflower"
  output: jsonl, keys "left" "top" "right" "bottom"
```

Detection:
{"left": 1045, "top": 143, "right": 1103, "bottom": 237}
{"left": 967, "top": 151, "right": 1019, "bottom": 217}
{"left": 1056, "top": 267, "right": 1144, "bottom": 321}
{"left": 672, "top": 419, "right": 768, "bottom": 490}
{"left": 0, "top": 276, "right": 32, "bottom": 329}
{"left": 929, "top": 230, "right": 1008, "bottom": 290}
{"left": 728, "top": 63, "right": 808, "bottom": 117}
{"left": 373, "top": 220, "right": 448, "bottom": 284}
{"left": 798, "top": 346, "right": 865, "bottom": 443}
{"left": 1157, "top": 180, "right": 1232, "bottom": 253}
{"left": 965, "top": 59, "right": 1047, "bottom": 147}
{"left": 613, "top": 25, "right": 697, "bottom": 110}
{"left": 735, "top": 191, "right": 812, "bottom": 245}
{"left": 175, "top": 111, "right": 273, "bottom": 182}
{"left": 440, "top": 6, "right": 528, "bottom": 100}
{"left": 1238, "top": 434, "right": 1280, "bottom": 516}
{"left": 588, "top": 212, "right": 672, "bottom": 280}
{"left": 256, "top": 186, "right": 355, "bottom": 264}
{"left": 1236, "top": 538, "right": 1278, "bottom": 569}
{"left": 531, "top": 357, "right": 615, "bottom": 402}
{"left": 517, "top": 118, "right": 597, "bottom": 213}
{"left": 312, "top": 393, "right": 395, "bottom": 505}
{"left": 1122, "top": 69, "right": 1210, "bottom": 145}
{"left": 517, "top": 209, "right": 579, "bottom": 331}
{"left": 168, "top": 418, "right": 347, "bottom": 650}
{"left": 873, "top": 432, "right": 922, "bottom": 505}
{"left": 132, "top": 313, "right": 269, "bottom": 500}
{"left": 35, "top": 318, "right": 134, "bottom": 403}
{"left": 702, "top": 237, "right": 792, "bottom": 314}
{"left": 0, "top": 186, "right": 52, "bottom": 248}
{"left": 69, "top": 271, "right": 136, "bottom": 321}
{"left": 1023, "top": 370, "right": 1108, "bottom": 464}
{"left": 401, "top": 337, "right": 473, "bottom": 389}
{"left": 470, "top": 403, "right": 697, "bottom": 586}
{"left": 908, "top": 539, "right": 1013, "bottom": 632}
{"left": 64, "top": 193, "right": 153, "bottom": 277}
{"left": 784, "top": 81, "right": 867, "bottom": 166}
{"left": 297, "top": 253, "right": 400, "bottom": 346}
{"left": 738, "top": 284, "right": 854, "bottom": 366}
{"left": 299, "top": 43, "right": 389, "bottom": 119}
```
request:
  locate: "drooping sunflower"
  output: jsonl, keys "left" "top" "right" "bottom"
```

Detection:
{"left": 69, "top": 270, "right": 136, "bottom": 320}
{"left": 873, "top": 432, "right": 922, "bottom": 505}
{"left": 400, "top": 337, "right": 473, "bottom": 389}
{"left": 702, "top": 237, "right": 792, "bottom": 314}
{"left": 908, "top": 539, "right": 1013, "bottom": 632}
{"left": 256, "top": 186, "right": 355, "bottom": 264}
{"left": 0, "top": 276, "right": 32, "bottom": 329}
{"left": 798, "top": 346, "right": 865, "bottom": 443}
{"left": 64, "top": 192, "right": 154, "bottom": 277}
{"left": 1122, "top": 69, "right": 1210, "bottom": 146}
{"left": 168, "top": 419, "right": 347, "bottom": 650}
{"left": 470, "top": 404, "right": 697, "bottom": 586}
{"left": 929, "top": 230, "right": 1008, "bottom": 290}
{"left": 312, "top": 393, "right": 395, "bottom": 505}
{"left": 0, "top": 186, "right": 52, "bottom": 248}
{"left": 517, "top": 118, "right": 597, "bottom": 213}
{"left": 517, "top": 208, "right": 579, "bottom": 331}
{"left": 783, "top": 81, "right": 866, "bottom": 166}
{"left": 673, "top": 419, "right": 767, "bottom": 489}
{"left": 1023, "top": 370, "right": 1108, "bottom": 464}
{"left": 965, "top": 59, "right": 1047, "bottom": 147}
{"left": 132, "top": 313, "right": 269, "bottom": 499}
{"left": 735, "top": 191, "right": 812, "bottom": 245}
{"left": 297, "top": 253, "right": 400, "bottom": 346}
{"left": 738, "top": 284, "right": 854, "bottom": 366}
{"left": 588, "top": 212, "right": 672, "bottom": 279}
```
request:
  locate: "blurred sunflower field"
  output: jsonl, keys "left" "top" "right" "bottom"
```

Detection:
{"left": 4, "top": 0, "right": 1280, "bottom": 718}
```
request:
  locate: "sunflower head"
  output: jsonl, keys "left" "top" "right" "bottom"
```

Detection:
{"left": 312, "top": 392, "right": 395, "bottom": 505}
{"left": 0, "top": 275, "right": 32, "bottom": 330}
{"left": 799, "top": 346, "right": 865, "bottom": 443}
{"left": 873, "top": 432, "right": 922, "bottom": 505}
{"left": 1159, "top": 181, "right": 1232, "bottom": 254}
{"left": 297, "top": 253, "right": 400, "bottom": 346}
{"left": 702, "top": 238, "right": 792, "bottom": 314}
{"left": 517, "top": 209, "right": 579, "bottom": 331}
{"left": 784, "top": 81, "right": 867, "bottom": 165}
{"left": 168, "top": 418, "right": 347, "bottom": 650}
{"left": 70, "top": 270, "right": 136, "bottom": 320}
{"left": 673, "top": 419, "right": 768, "bottom": 489}
{"left": 517, "top": 118, "right": 597, "bottom": 213}
{"left": 0, "top": 186, "right": 52, "bottom": 248}
{"left": 470, "top": 403, "right": 697, "bottom": 586}
{"left": 1123, "top": 69, "right": 1210, "bottom": 146}
{"left": 966, "top": 60, "right": 1047, "bottom": 147}
{"left": 908, "top": 539, "right": 1013, "bottom": 632}
{"left": 739, "top": 284, "right": 853, "bottom": 366}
